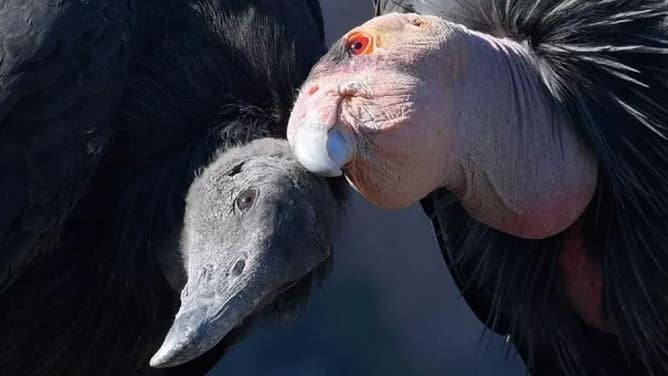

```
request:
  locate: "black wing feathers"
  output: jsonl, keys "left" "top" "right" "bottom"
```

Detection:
{"left": 0, "top": 0, "right": 134, "bottom": 292}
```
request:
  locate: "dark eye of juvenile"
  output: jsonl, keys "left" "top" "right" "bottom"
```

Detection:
{"left": 235, "top": 188, "right": 258, "bottom": 213}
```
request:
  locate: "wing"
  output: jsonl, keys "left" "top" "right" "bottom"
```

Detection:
{"left": 421, "top": 191, "right": 512, "bottom": 336}
{"left": 0, "top": 0, "right": 134, "bottom": 292}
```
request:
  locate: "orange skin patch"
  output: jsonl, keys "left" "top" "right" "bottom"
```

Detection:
{"left": 346, "top": 31, "right": 375, "bottom": 56}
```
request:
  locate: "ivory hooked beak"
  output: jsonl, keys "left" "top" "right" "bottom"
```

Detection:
{"left": 289, "top": 118, "right": 354, "bottom": 177}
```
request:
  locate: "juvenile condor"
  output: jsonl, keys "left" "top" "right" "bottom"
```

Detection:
{"left": 0, "top": 0, "right": 346, "bottom": 374}
{"left": 289, "top": 0, "right": 668, "bottom": 375}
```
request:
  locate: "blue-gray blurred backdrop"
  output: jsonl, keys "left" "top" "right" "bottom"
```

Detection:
{"left": 210, "top": 2, "right": 526, "bottom": 375}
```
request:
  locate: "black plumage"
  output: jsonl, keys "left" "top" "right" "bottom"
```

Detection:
{"left": 376, "top": 0, "right": 668, "bottom": 375}
{"left": 0, "top": 0, "right": 338, "bottom": 374}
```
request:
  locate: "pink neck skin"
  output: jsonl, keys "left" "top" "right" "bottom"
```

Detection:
{"left": 437, "top": 26, "right": 598, "bottom": 240}
{"left": 444, "top": 29, "right": 606, "bottom": 329}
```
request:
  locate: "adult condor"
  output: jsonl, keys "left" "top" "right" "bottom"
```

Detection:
{"left": 0, "top": 0, "right": 345, "bottom": 374}
{"left": 289, "top": 0, "right": 668, "bottom": 375}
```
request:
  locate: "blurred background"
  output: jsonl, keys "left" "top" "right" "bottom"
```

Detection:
{"left": 210, "top": 2, "right": 526, "bottom": 375}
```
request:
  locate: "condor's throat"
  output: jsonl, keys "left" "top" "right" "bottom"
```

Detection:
{"left": 431, "top": 28, "right": 607, "bottom": 330}
{"left": 438, "top": 28, "right": 599, "bottom": 240}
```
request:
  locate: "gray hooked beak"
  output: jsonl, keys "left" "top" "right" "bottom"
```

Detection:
{"left": 150, "top": 261, "right": 271, "bottom": 368}
{"left": 150, "top": 244, "right": 327, "bottom": 368}
{"left": 289, "top": 119, "right": 354, "bottom": 178}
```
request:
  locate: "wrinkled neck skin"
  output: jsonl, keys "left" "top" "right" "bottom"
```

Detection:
{"left": 433, "top": 26, "right": 598, "bottom": 239}
{"left": 425, "top": 24, "right": 607, "bottom": 331}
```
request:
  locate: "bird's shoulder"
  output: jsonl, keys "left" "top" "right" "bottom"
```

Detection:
{"left": 0, "top": 0, "right": 136, "bottom": 292}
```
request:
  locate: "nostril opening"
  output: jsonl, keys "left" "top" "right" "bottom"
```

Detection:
{"left": 407, "top": 17, "right": 425, "bottom": 27}
{"left": 231, "top": 259, "right": 246, "bottom": 276}
{"left": 307, "top": 85, "right": 319, "bottom": 96}
{"left": 198, "top": 264, "right": 213, "bottom": 283}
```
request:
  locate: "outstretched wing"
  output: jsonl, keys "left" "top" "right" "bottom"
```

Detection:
{"left": 0, "top": 0, "right": 134, "bottom": 292}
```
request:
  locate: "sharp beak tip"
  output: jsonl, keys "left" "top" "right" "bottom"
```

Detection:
{"left": 149, "top": 308, "right": 211, "bottom": 369}
{"left": 149, "top": 345, "right": 180, "bottom": 368}
{"left": 149, "top": 330, "right": 208, "bottom": 368}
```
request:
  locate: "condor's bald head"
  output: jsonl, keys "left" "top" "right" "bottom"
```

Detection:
{"left": 288, "top": 13, "right": 598, "bottom": 240}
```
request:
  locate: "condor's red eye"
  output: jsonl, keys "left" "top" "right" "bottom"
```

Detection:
{"left": 346, "top": 32, "right": 374, "bottom": 56}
